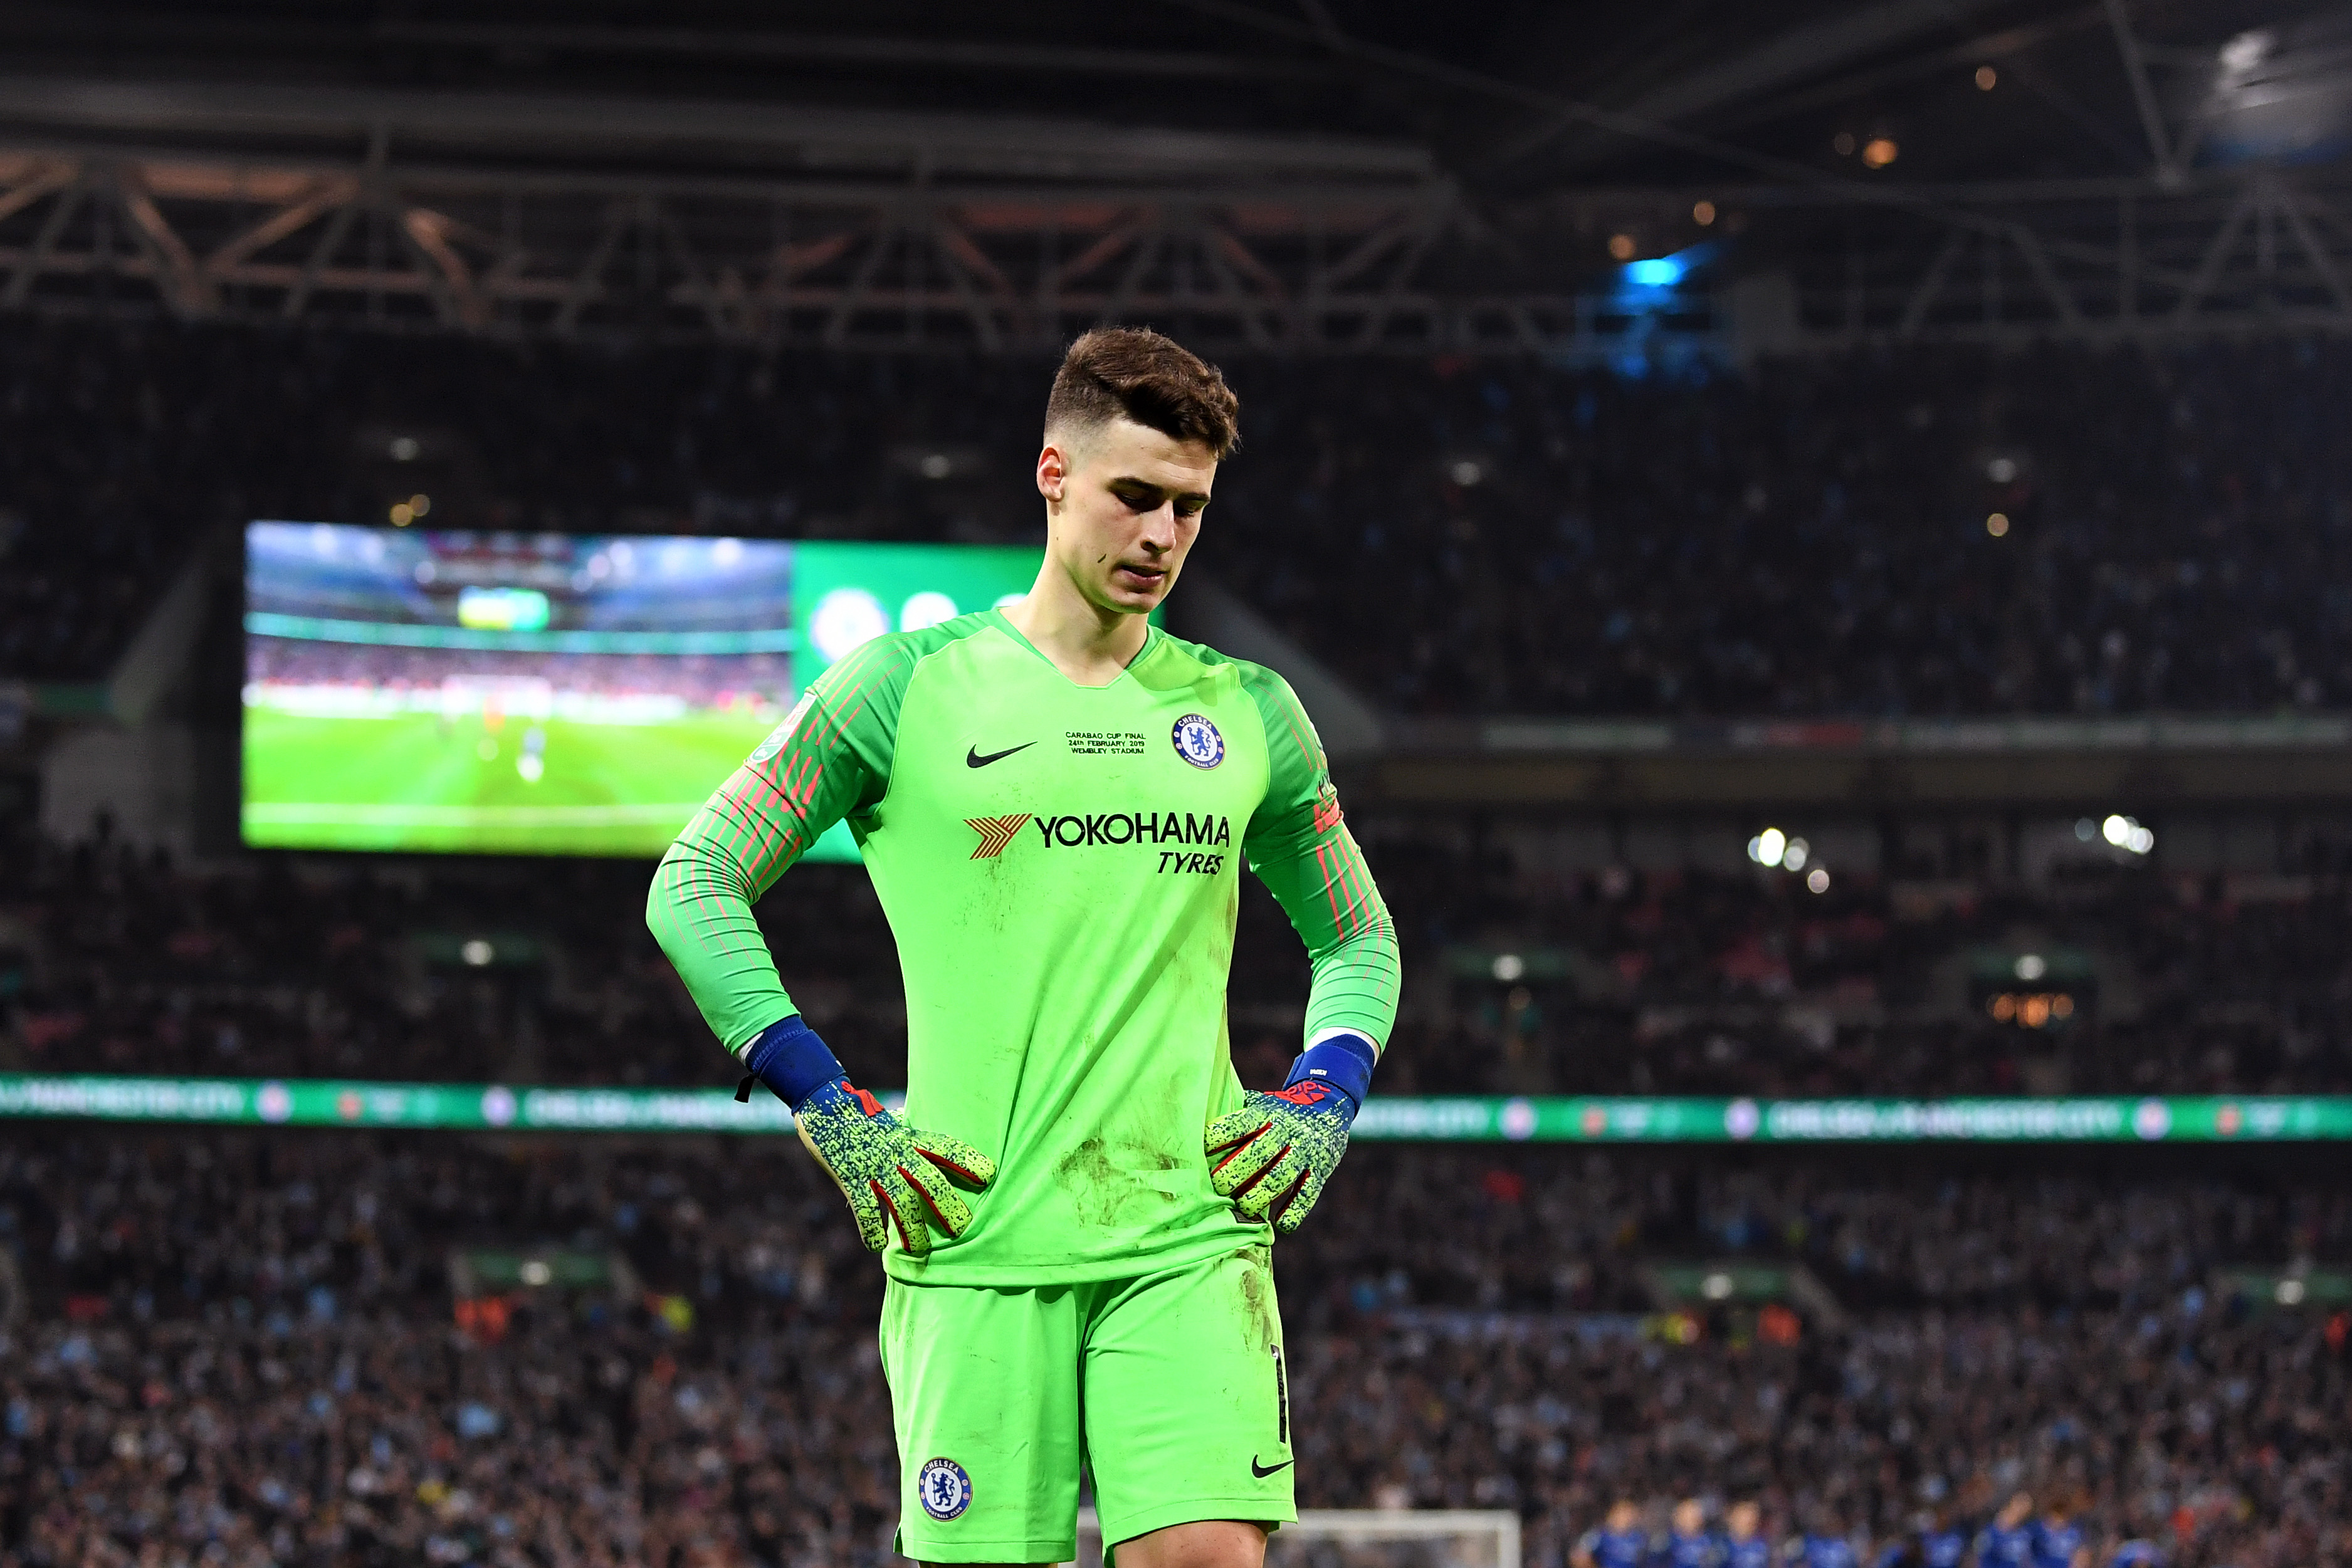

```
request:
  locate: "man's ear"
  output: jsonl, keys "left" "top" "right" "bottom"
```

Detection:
{"left": 1036, "top": 443, "right": 1068, "bottom": 506}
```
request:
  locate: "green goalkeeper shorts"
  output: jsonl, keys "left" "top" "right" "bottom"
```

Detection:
{"left": 879, "top": 1245, "right": 1296, "bottom": 1564}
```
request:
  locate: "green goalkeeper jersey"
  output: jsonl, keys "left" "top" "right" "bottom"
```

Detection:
{"left": 647, "top": 609, "right": 1399, "bottom": 1285}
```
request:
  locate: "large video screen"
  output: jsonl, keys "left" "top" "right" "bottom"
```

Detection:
{"left": 242, "top": 525, "right": 1043, "bottom": 857}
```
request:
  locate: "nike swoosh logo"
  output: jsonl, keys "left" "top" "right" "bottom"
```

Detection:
{"left": 1250, "top": 1456, "right": 1293, "bottom": 1478}
{"left": 966, "top": 742, "right": 1036, "bottom": 768}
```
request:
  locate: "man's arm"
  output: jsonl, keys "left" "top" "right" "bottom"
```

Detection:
{"left": 1237, "top": 666, "right": 1400, "bottom": 1056}
{"left": 646, "top": 634, "right": 995, "bottom": 1257}
{"left": 645, "top": 635, "right": 905, "bottom": 1054}
{"left": 1200, "top": 664, "right": 1400, "bottom": 1235}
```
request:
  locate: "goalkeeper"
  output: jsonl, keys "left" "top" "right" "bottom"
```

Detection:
{"left": 648, "top": 327, "right": 1399, "bottom": 1568}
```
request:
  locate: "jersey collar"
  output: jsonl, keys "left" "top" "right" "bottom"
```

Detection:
{"left": 987, "top": 609, "right": 1161, "bottom": 689}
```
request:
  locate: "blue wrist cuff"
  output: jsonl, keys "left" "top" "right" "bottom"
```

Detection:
{"left": 1284, "top": 1032, "right": 1378, "bottom": 1109}
{"left": 740, "top": 1015, "right": 846, "bottom": 1111}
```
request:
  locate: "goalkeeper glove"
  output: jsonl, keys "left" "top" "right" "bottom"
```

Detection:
{"left": 736, "top": 1015, "right": 994, "bottom": 1257}
{"left": 1205, "top": 1032, "right": 1378, "bottom": 1236}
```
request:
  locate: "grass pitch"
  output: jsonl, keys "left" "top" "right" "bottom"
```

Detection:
{"left": 242, "top": 708, "right": 772, "bottom": 856}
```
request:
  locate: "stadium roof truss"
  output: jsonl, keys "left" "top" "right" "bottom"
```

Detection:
{"left": 0, "top": 72, "right": 1528, "bottom": 353}
{"left": 0, "top": 61, "right": 2348, "bottom": 355}
{"left": 1730, "top": 169, "right": 2352, "bottom": 346}
{"left": 13, "top": 145, "right": 2348, "bottom": 354}
{"left": 0, "top": 147, "right": 1560, "bottom": 354}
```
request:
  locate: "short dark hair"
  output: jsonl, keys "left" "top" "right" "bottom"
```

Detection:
{"left": 1044, "top": 327, "right": 1240, "bottom": 460}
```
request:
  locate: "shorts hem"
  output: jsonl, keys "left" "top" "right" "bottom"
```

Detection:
{"left": 1100, "top": 1493, "right": 1299, "bottom": 1548}
{"left": 894, "top": 1532, "right": 1075, "bottom": 1564}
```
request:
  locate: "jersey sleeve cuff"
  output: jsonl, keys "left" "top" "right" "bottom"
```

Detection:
{"left": 741, "top": 1013, "right": 846, "bottom": 1110}
{"left": 1284, "top": 1030, "right": 1378, "bottom": 1109}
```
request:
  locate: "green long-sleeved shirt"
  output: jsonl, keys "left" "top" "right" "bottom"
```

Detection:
{"left": 648, "top": 610, "right": 1399, "bottom": 1283}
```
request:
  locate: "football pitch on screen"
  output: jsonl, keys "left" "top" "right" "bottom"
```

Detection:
{"left": 243, "top": 708, "right": 785, "bottom": 856}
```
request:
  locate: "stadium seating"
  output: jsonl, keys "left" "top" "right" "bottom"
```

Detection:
{"left": 4, "top": 316, "right": 2343, "bottom": 1568}
{"left": 8, "top": 18, "right": 2348, "bottom": 1568}
{"left": 1, "top": 1129, "right": 2338, "bottom": 1565}
{"left": 5, "top": 318, "right": 2352, "bottom": 720}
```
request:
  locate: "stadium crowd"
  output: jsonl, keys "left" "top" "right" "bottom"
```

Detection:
{"left": 4, "top": 318, "right": 2352, "bottom": 719}
{"left": 1366, "top": 831, "right": 2352, "bottom": 1099}
{"left": 2, "top": 1131, "right": 2343, "bottom": 1567}
{"left": 243, "top": 642, "right": 797, "bottom": 718}
{"left": 6, "top": 825, "right": 2349, "bottom": 1099}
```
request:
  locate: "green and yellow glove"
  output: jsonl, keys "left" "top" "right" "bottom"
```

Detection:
{"left": 737, "top": 1015, "right": 994, "bottom": 1256}
{"left": 1206, "top": 1032, "right": 1378, "bottom": 1237}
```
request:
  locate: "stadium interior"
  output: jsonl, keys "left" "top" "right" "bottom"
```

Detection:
{"left": 5, "top": 1, "right": 2352, "bottom": 1565}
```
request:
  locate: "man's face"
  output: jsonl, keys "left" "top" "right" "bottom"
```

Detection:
{"left": 1674, "top": 1501, "right": 1704, "bottom": 1535}
{"left": 1728, "top": 1503, "right": 1759, "bottom": 1539}
{"left": 2000, "top": 1494, "right": 2032, "bottom": 1527}
{"left": 1036, "top": 417, "right": 1216, "bottom": 617}
{"left": 1607, "top": 1502, "right": 1639, "bottom": 1532}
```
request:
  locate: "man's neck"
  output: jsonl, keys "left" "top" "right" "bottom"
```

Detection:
{"left": 1002, "top": 575, "right": 1150, "bottom": 687}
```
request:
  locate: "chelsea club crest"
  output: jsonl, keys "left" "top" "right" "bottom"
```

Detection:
{"left": 916, "top": 1457, "right": 973, "bottom": 1520}
{"left": 1172, "top": 713, "right": 1225, "bottom": 769}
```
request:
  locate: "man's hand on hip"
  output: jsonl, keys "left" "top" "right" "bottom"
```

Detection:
{"left": 738, "top": 1014, "right": 994, "bottom": 1256}
{"left": 1205, "top": 1032, "right": 1377, "bottom": 1238}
